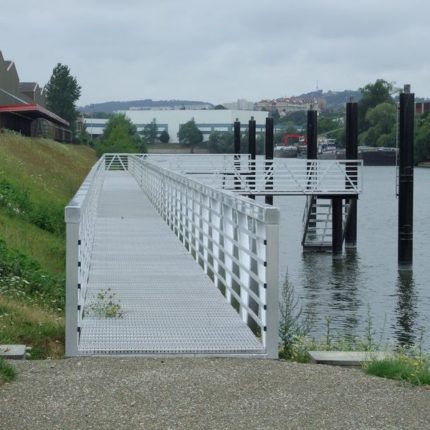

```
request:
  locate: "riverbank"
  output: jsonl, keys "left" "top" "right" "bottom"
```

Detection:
{"left": 1, "top": 357, "right": 429, "bottom": 429}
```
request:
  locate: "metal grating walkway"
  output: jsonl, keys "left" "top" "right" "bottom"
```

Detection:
{"left": 79, "top": 171, "right": 265, "bottom": 355}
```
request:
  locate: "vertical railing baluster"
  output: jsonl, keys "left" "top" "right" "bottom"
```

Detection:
{"left": 223, "top": 205, "right": 234, "bottom": 305}
{"left": 237, "top": 212, "right": 251, "bottom": 325}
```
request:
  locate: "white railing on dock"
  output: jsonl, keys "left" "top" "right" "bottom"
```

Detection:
{"left": 128, "top": 155, "right": 280, "bottom": 358}
{"left": 64, "top": 158, "right": 105, "bottom": 356}
{"left": 65, "top": 153, "right": 362, "bottom": 357}
{"left": 145, "top": 155, "right": 363, "bottom": 196}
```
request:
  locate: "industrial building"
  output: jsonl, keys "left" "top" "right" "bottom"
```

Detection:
{"left": 0, "top": 50, "right": 71, "bottom": 142}
{"left": 85, "top": 109, "right": 268, "bottom": 143}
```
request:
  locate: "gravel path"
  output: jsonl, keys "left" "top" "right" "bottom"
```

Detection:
{"left": 1, "top": 357, "right": 429, "bottom": 429}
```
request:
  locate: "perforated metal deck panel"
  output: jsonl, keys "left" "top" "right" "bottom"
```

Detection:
{"left": 79, "top": 171, "right": 265, "bottom": 356}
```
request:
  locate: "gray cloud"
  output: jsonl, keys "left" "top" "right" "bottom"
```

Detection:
{"left": 1, "top": 0, "right": 429, "bottom": 105}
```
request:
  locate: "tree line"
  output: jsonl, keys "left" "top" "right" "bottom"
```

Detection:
{"left": 44, "top": 66, "right": 430, "bottom": 163}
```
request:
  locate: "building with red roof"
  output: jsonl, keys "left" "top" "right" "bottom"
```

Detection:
{"left": 0, "top": 50, "right": 71, "bottom": 142}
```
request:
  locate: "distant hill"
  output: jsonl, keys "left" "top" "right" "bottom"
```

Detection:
{"left": 79, "top": 99, "right": 214, "bottom": 113}
{"left": 297, "top": 89, "right": 362, "bottom": 110}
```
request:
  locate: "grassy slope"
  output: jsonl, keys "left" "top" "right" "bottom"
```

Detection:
{"left": 0, "top": 132, "right": 96, "bottom": 357}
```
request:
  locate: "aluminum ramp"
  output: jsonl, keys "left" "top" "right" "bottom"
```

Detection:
{"left": 78, "top": 171, "right": 265, "bottom": 355}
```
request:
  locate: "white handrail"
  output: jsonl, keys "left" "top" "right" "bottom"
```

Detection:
{"left": 128, "top": 155, "right": 280, "bottom": 358}
{"left": 144, "top": 155, "right": 363, "bottom": 195}
{"left": 64, "top": 158, "right": 105, "bottom": 356}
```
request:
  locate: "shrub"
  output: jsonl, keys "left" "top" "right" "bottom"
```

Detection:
{"left": 365, "top": 354, "right": 430, "bottom": 386}
{"left": 0, "top": 357, "right": 16, "bottom": 384}
{"left": 278, "top": 277, "right": 314, "bottom": 360}
{"left": 0, "top": 240, "right": 64, "bottom": 310}
{"left": 0, "top": 179, "right": 64, "bottom": 235}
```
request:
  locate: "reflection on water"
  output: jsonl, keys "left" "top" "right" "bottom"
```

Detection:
{"left": 301, "top": 250, "right": 362, "bottom": 338}
{"left": 395, "top": 271, "right": 417, "bottom": 347}
{"left": 277, "top": 167, "right": 430, "bottom": 349}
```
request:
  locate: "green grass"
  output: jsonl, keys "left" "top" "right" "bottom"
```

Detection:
{"left": 0, "top": 208, "right": 64, "bottom": 274}
{"left": 0, "top": 357, "right": 16, "bottom": 385}
{"left": 0, "top": 132, "right": 96, "bottom": 358}
{"left": 365, "top": 355, "right": 430, "bottom": 386}
{"left": 0, "top": 282, "right": 65, "bottom": 359}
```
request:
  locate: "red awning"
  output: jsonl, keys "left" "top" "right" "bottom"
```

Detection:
{"left": 0, "top": 103, "right": 69, "bottom": 127}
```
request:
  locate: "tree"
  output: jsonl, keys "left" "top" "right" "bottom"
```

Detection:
{"left": 415, "top": 112, "right": 430, "bottom": 163}
{"left": 177, "top": 119, "right": 203, "bottom": 153}
{"left": 283, "top": 111, "right": 307, "bottom": 128}
{"left": 285, "top": 121, "right": 298, "bottom": 134}
{"left": 318, "top": 115, "right": 342, "bottom": 135}
{"left": 159, "top": 130, "right": 170, "bottom": 144}
{"left": 45, "top": 63, "right": 81, "bottom": 135}
{"left": 208, "top": 131, "right": 234, "bottom": 153}
{"left": 359, "top": 102, "right": 397, "bottom": 147}
{"left": 76, "top": 123, "right": 92, "bottom": 146}
{"left": 102, "top": 113, "right": 139, "bottom": 140}
{"left": 141, "top": 118, "right": 158, "bottom": 145}
{"left": 358, "top": 79, "right": 395, "bottom": 132}
{"left": 240, "top": 130, "right": 265, "bottom": 154}
{"left": 95, "top": 113, "right": 144, "bottom": 156}
{"left": 214, "top": 104, "right": 226, "bottom": 110}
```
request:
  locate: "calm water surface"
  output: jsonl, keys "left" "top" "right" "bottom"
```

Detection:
{"left": 274, "top": 166, "right": 430, "bottom": 348}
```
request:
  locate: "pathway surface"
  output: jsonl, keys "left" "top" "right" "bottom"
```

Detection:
{"left": 1, "top": 358, "right": 430, "bottom": 429}
{"left": 79, "top": 171, "right": 263, "bottom": 355}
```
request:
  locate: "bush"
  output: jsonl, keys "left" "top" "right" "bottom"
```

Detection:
{"left": 365, "top": 354, "right": 430, "bottom": 386}
{"left": 0, "top": 240, "right": 64, "bottom": 310}
{"left": 0, "top": 179, "right": 64, "bottom": 235}
{"left": 278, "top": 277, "right": 314, "bottom": 360}
{"left": 0, "top": 296, "right": 64, "bottom": 359}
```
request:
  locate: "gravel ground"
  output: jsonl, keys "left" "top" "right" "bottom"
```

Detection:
{"left": 1, "top": 357, "right": 429, "bottom": 429}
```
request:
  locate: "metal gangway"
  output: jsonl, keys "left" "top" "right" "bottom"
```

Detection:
{"left": 65, "top": 154, "right": 362, "bottom": 358}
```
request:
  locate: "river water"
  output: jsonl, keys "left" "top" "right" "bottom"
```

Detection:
{"left": 274, "top": 166, "right": 430, "bottom": 349}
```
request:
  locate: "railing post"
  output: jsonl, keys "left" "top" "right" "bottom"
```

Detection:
{"left": 265, "top": 207, "right": 279, "bottom": 359}
{"left": 223, "top": 205, "right": 234, "bottom": 304}
{"left": 237, "top": 212, "right": 251, "bottom": 324}
{"left": 211, "top": 198, "right": 222, "bottom": 288}
{"left": 65, "top": 211, "right": 80, "bottom": 357}
{"left": 202, "top": 194, "right": 210, "bottom": 273}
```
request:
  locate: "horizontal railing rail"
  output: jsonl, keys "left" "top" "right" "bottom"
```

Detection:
{"left": 128, "top": 155, "right": 280, "bottom": 358}
{"left": 144, "top": 155, "right": 363, "bottom": 195}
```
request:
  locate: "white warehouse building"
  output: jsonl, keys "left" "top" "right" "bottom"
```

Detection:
{"left": 85, "top": 109, "right": 269, "bottom": 143}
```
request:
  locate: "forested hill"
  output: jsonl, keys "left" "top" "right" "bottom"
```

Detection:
{"left": 79, "top": 99, "right": 214, "bottom": 113}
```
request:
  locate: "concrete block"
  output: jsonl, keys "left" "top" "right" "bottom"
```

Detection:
{"left": 0, "top": 345, "right": 27, "bottom": 360}
{"left": 308, "top": 351, "right": 392, "bottom": 366}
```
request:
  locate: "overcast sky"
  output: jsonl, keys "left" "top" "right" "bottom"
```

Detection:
{"left": 1, "top": 0, "right": 429, "bottom": 106}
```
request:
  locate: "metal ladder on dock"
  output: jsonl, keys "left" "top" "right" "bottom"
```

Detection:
{"left": 301, "top": 196, "right": 353, "bottom": 250}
